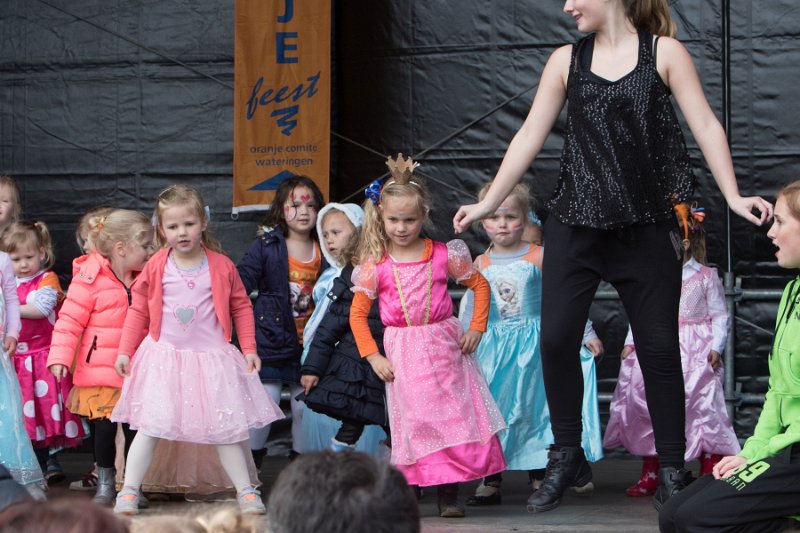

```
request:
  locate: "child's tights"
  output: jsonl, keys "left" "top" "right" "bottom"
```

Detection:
{"left": 94, "top": 418, "right": 136, "bottom": 468}
{"left": 122, "top": 434, "right": 252, "bottom": 492}
{"left": 248, "top": 380, "right": 304, "bottom": 452}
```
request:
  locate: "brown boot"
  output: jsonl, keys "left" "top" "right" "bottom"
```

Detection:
{"left": 437, "top": 483, "right": 465, "bottom": 518}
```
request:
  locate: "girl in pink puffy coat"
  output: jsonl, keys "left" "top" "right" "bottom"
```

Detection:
{"left": 47, "top": 209, "right": 154, "bottom": 505}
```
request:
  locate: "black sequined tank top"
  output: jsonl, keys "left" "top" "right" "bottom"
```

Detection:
{"left": 546, "top": 30, "right": 695, "bottom": 229}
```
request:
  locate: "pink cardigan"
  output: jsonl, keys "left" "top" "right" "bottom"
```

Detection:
{"left": 118, "top": 247, "right": 257, "bottom": 357}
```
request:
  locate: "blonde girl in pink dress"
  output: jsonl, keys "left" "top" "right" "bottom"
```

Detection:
{"left": 110, "top": 185, "right": 283, "bottom": 515}
{"left": 350, "top": 155, "right": 506, "bottom": 518}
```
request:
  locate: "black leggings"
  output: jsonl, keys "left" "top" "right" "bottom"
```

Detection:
{"left": 93, "top": 419, "right": 136, "bottom": 468}
{"left": 33, "top": 446, "right": 49, "bottom": 471}
{"left": 541, "top": 217, "right": 685, "bottom": 467}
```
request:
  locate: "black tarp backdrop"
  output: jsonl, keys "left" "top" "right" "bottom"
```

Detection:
{"left": 1, "top": 0, "right": 798, "bottom": 438}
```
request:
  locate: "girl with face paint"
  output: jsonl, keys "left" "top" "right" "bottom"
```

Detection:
{"left": 237, "top": 176, "right": 328, "bottom": 467}
{"left": 460, "top": 183, "right": 603, "bottom": 508}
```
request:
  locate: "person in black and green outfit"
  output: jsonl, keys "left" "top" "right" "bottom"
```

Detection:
{"left": 660, "top": 180, "right": 800, "bottom": 532}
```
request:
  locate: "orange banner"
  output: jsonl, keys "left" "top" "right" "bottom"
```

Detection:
{"left": 233, "top": 0, "right": 330, "bottom": 213}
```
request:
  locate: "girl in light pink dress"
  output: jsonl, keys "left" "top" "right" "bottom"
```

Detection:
{"left": 604, "top": 204, "right": 740, "bottom": 496}
{"left": 110, "top": 185, "right": 283, "bottom": 515}
{"left": 350, "top": 155, "right": 506, "bottom": 518}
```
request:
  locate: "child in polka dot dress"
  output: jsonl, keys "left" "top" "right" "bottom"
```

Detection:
{"left": 5, "top": 221, "right": 86, "bottom": 477}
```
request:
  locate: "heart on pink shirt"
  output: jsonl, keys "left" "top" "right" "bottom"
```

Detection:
{"left": 174, "top": 305, "right": 196, "bottom": 329}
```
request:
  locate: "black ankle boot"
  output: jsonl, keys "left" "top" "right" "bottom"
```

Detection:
{"left": 526, "top": 445, "right": 592, "bottom": 513}
{"left": 437, "top": 483, "right": 465, "bottom": 518}
{"left": 653, "top": 467, "right": 693, "bottom": 511}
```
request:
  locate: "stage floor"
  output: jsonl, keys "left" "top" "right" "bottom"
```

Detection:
{"left": 50, "top": 452, "right": 667, "bottom": 532}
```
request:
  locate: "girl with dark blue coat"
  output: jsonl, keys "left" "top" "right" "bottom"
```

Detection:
{"left": 237, "top": 176, "right": 327, "bottom": 467}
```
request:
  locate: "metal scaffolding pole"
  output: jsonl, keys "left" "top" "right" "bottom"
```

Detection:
{"left": 721, "top": 0, "right": 737, "bottom": 420}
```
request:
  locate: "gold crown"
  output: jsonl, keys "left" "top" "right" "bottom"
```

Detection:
{"left": 385, "top": 153, "right": 419, "bottom": 185}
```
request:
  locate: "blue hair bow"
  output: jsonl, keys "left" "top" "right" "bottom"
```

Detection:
{"left": 365, "top": 179, "right": 383, "bottom": 206}
{"left": 528, "top": 210, "right": 542, "bottom": 228}
{"left": 689, "top": 204, "right": 706, "bottom": 232}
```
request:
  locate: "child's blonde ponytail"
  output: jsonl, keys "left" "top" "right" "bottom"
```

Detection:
{"left": 92, "top": 209, "right": 153, "bottom": 259}
{"left": 358, "top": 198, "right": 389, "bottom": 263}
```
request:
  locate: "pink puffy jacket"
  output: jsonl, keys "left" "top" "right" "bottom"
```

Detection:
{"left": 47, "top": 253, "right": 140, "bottom": 388}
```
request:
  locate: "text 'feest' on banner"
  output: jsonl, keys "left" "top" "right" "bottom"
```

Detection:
{"left": 233, "top": 0, "right": 331, "bottom": 214}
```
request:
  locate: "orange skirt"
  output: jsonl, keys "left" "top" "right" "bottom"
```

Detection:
{"left": 66, "top": 386, "right": 121, "bottom": 419}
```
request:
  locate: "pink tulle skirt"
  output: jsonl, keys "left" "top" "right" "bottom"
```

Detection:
{"left": 604, "top": 322, "right": 740, "bottom": 459}
{"left": 112, "top": 336, "right": 283, "bottom": 444}
{"left": 384, "top": 317, "right": 507, "bottom": 485}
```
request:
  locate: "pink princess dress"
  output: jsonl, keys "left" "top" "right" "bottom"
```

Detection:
{"left": 604, "top": 259, "right": 740, "bottom": 460}
{"left": 352, "top": 239, "right": 506, "bottom": 487}
{"left": 112, "top": 255, "right": 283, "bottom": 446}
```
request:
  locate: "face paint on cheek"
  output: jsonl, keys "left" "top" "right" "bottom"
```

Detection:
{"left": 510, "top": 223, "right": 524, "bottom": 232}
{"left": 483, "top": 221, "right": 497, "bottom": 234}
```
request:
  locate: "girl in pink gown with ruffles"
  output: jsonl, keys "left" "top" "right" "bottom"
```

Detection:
{"left": 604, "top": 204, "right": 740, "bottom": 496}
{"left": 110, "top": 185, "right": 283, "bottom": 516}
{"left": 350, "top": 155, "right": 506, "bottom": 518}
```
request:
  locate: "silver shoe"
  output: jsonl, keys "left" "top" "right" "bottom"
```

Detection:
{"left": 92, "top": 466, "right": 116, "bottom": 506}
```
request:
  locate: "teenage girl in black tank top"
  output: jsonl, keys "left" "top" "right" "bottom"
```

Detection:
{"left": 453, "top": 0, "right": 772, "bottom": 516}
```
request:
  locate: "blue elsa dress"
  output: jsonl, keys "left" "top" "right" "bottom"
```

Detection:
{"left": 461, "top": 243, "right": 603, "bottom": 470}
{"left": 0, "top": 281, "right": 46, "bottom": 493}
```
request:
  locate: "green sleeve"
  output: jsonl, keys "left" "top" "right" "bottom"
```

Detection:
{"left": 738, "top": 380, "right": 782, "bottom": 462}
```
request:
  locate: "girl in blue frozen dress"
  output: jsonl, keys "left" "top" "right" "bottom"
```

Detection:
{"left": 460, "top": 183, "right": 603, "bottom": 509}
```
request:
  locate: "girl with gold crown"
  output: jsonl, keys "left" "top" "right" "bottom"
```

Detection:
{"left": 349, "top": 154, "right": 507, "bottom": 518}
